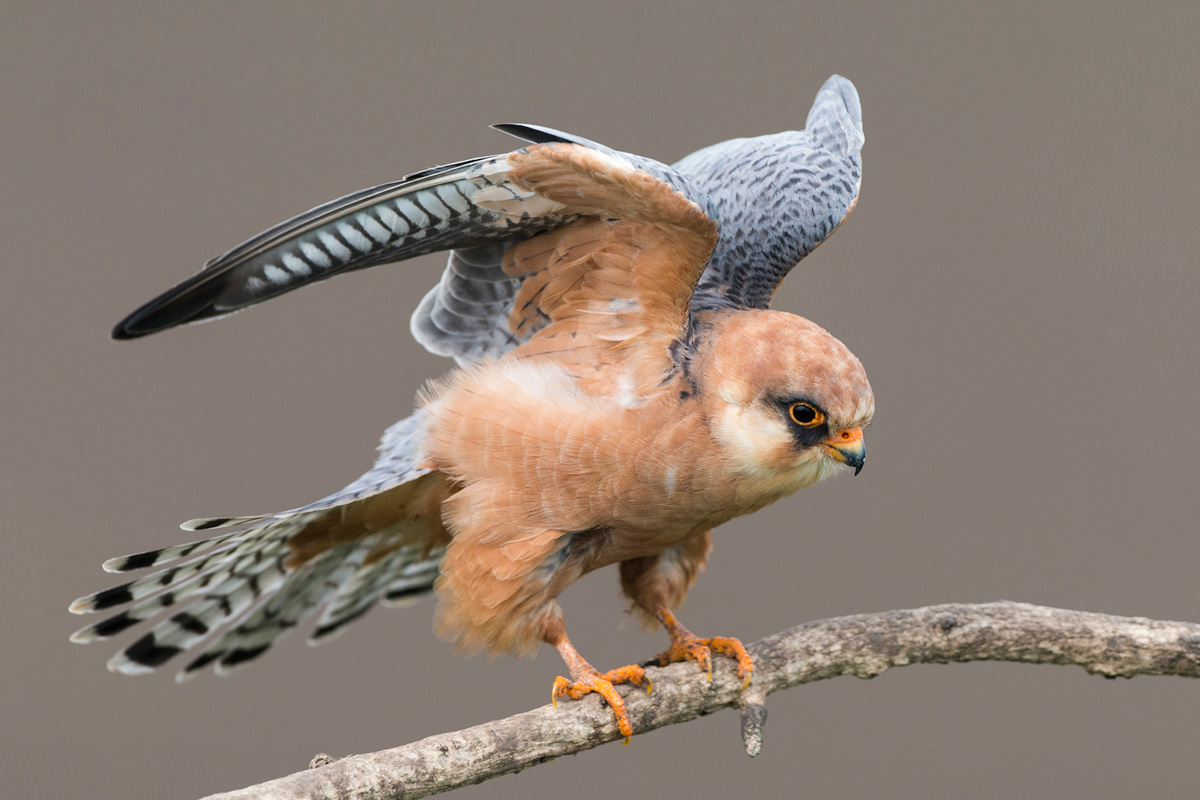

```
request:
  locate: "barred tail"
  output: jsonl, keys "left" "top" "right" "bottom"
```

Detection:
{"left": 70, "top": 474, "right": 448, "bottom": 678}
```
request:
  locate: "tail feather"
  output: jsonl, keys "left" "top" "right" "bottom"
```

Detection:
{"left": 311, "top": 548, "right": 407, "bottom": 643}
{"left": 107, "top": 560, "right": 288, "bottom": 675}
{"left": 109, "top": 542, "right": 357, "bottom": 677}
{"left": 99, "top": 527, "right": 248, "bottom": 574}
{"left": 312, "top": 546, "right": 442, "bottom": 643}
{"left": 84, "top": 526, "right": 294, "bottom": 663}
{"left": 72, "top": 559, "right": 248, "bottom": 645}
{"left": 382, "top": 559, "right": 442, "bottom": 606}
{"left": 204, "top": 545, "right": 368, "bottom": 676}
{"left": 180, "top": 513, "right": 275, "bottom": 533}
{"left": 70, "top": 518, "right": 295, "bottom": 617}
{"left": 179, "top": 464, "right": 434, "bottom": 535}
{"left": 174, "top": 566, "right": 299, "bottom": 682}
{"left": 72, "top": 466, "right": 450, "bottom": 679}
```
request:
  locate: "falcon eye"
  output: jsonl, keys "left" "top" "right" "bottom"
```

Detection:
{"left": 788, "top": 402, "right": 824, "bottom": 427}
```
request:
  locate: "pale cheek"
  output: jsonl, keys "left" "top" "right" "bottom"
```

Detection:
{"left": 786, "top": 451, "right": 842, "bottom": 490}
{"left": 711, "top": 406, "right": 794, "bottom": 475}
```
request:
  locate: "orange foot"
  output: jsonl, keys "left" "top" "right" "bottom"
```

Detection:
{"left": 552, "top": 638, "right": 652, "bottom": 742}
{"left": 655, "top": 610, "right": 754, "bottom": 689}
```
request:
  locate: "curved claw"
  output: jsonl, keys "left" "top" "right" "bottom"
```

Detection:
{"left": 706, "top": 636, "right": 755, "bottom": 688}
{"left": 550, "top": 664, "right": 648, "bottom": 740}
{"left": 657, "top": 632, "right": 754, "bottom": 688}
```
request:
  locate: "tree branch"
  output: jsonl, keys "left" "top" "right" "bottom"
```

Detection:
{"left": 200, "top": 601, "right": 1200, "bottom": 800}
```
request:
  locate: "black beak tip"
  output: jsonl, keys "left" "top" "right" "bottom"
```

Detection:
{"left": 853, "top": 461, "right": 864, "bottom": 476}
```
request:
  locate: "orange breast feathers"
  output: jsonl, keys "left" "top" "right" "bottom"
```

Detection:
{"left": 418, "top": 359, "right": 717, "bottom": 655}
{"left": 420, "top": 359, "right": 722, "bottom": 542}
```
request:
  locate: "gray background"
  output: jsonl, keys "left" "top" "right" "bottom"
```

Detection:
{"left": 4, "top": 2, "right": 1198, "bottom": 798}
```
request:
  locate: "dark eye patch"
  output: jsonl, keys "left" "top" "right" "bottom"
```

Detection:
{"left": 776, "top": 397, "right": 831, "bottom": 449}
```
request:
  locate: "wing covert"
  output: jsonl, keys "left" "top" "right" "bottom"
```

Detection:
{"left": 498, "top": 143, "right": 719, "bottom": 397}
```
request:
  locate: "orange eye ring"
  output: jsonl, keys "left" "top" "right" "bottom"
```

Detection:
{"left": 788, "top": 402, "right": 824, "bottom": 427}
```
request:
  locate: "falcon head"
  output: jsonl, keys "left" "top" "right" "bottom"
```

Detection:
{"left": 694, "top": 309, "right": 874, "bottom": 494}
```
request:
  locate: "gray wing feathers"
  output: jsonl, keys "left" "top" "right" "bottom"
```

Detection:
{"left": 805, "top": 74, "right": 865, "bottom": 158}
{"left": 410, "top": 244, "right": 523, "bottom": 365}
{"left": 678, "top": 74, "right": 864, "bottom": 311}
{"left": 283, "top": 410, "right": 433, "bottom": 517}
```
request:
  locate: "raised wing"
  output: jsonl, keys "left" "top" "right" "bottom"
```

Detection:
{"left": 410, "top": 125, "right": 717, "bottom": 367}
{"left": 677, "top": 74, "right": 864, "bottom": 311}
{"left": 113, "top": 75, "right": 859, "bottom": 351}
{"left": 415, "top": 75, "right": 864, "bottom": 365}
{"left": 497, "top": 143, "right": 719, "bottom": 397}
{"left": 112, "top": 149, "right": 578, "bottom": 339}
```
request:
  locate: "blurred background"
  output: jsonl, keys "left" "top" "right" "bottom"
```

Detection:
{"left": 4, "top": 2, "right": 1198, "bottom": 797}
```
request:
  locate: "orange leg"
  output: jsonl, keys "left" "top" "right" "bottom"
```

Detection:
{"left": 652, "top": 606, "right": 754, "bottom": 688}
{"left": 551, "top": 635, "right": 651, "bottom": 742}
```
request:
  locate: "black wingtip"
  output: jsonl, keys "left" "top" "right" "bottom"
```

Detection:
{"left": 111, "top": 300, "right": 187, "bottom": 341}
{"left": 491, "top": 123, "right": 567, "bottom": 145}
{"left": 110, "top": 257, "right": 235, "bottom": 341}
{"left": 491, "top": 124, "right": 613, "bottom": 155}
{"left": 111, "top": 319, "right": 141, "bottom": 340}
{"left": 111, "top": 289, "right": 183, "bottom": 341}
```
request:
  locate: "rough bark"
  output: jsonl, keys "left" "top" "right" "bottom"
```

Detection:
{"left": 200, "top": 601, "right": 1200, "bottom": 800}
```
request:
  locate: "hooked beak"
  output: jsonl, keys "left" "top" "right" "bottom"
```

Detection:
{"left": 823, "top": 427, "right": 865, "bottom": 475}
